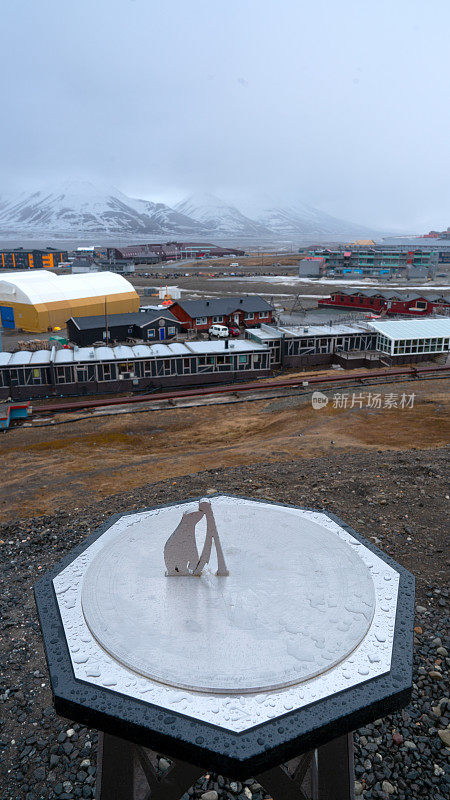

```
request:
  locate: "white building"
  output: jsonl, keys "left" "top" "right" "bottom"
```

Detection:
{"left": 368, "top": 318, "right": 450, "bottom": 358}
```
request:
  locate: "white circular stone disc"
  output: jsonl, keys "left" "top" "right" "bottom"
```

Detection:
{"left": 81, "top": 498, "right": 375, "bottom": 694}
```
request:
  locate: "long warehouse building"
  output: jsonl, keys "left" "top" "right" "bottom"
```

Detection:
{"left": 0, "top": 339, "right": 271, "bottom": 400}
{"left": 0, "top": 270, "right": 139, "bottom": 332}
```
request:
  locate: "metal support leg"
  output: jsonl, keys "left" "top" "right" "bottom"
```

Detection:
{"left": 317, "top": 733, "right": 355, "bottom": 800}
{"left": 255, "top": 750, "right": 318, "bottom": 800}
{"left": 134, "top": 745, "right": 206, "bottom": 800}
{"left": 96, "top": 733, "right": 205, "bottom": 800}
{"left": 96, "top": 733, "right": 135, "bottom": 800}
{"left": 96, "top": 732, "right": 355, "bottom": 800}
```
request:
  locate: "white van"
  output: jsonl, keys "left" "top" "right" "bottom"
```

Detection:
{"left": 209, "top": 324, "right": 229, "bottom": 338}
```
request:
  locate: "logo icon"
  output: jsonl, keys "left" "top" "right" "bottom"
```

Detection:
{"left": 311, "top": 391, "right": 329, "bottom": 410}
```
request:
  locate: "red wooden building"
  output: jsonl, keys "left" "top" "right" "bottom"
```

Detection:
{"left": 318, "top": 291, "right": 450, "bottom": 316}
{"left": 169, "top": 296, "right": 275, "bottom": 331}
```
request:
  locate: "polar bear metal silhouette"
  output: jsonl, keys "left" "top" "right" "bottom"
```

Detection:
{"left": 164, "top": 500, "right": 229, "bottom": 576}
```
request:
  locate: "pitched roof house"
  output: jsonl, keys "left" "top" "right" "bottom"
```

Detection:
{"left": 169, "top": 296, "right": 275, "bottom": 330}
{"left": 67, "top": 310, "right": 181, "bottom": 346}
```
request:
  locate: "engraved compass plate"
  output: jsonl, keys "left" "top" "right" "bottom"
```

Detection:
{"left": 80, "top": 496, "right": 375, "bottom": 693}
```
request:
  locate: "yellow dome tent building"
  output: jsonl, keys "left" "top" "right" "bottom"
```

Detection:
{"left": 0, "top": 270, "right": 139, "bottom": 332}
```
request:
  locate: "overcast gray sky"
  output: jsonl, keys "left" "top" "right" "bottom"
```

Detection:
{"left": 1, "top": 0, "right": 449, "bottom": 230}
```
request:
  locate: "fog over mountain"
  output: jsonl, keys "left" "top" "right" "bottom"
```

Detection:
{"left": 174, "top": 193, "right": 273, "bottom": 238}
{"left": 0, "top": 181, "right": 378, "bottom": 244}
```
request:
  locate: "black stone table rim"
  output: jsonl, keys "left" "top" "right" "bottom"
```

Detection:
{"left": 34, "top": 495, "right": 415, "bottom": 778}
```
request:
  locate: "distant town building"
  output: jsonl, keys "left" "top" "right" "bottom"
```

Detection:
{"left": 106, "top": 245, "right": 161, "bottom": 264}
{"left": 406, "top": 265, "right": 428, "bottom": 281}
{"left": 105, "top": 242, "right": 245, "bottom": 264}
{"left": 318, "top": 290, "right": 450, "bottom": 316}
{"left": 0, "top": 248, "right": 68, "bottom": 271}
{"left": 71, "top": 259, "right": 100, "bottom": 274}
{"left": 423, "top": 227, "right": 450, "bottom": 239}
{"left": 380, "top": 238, "right": 450, "bottom": 264}
{"left": 158, "top": 286, "right": 181, "bottom": 300}
{"left": 308, "top": 243, "right": 450, "bottom": 277}
{"left": 172, "top": 243, "right": 245, "bottom": 259}
{"left": 298, "top": 257, "right": 325, "bottom": 277}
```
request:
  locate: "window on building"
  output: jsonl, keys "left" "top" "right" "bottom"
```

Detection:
{"left": 259, "top": 311, "right": 269, "bottom": 318}
{"left": 197, "top": 355, "right": 214, "bottom": 371}
{"left": 101, "top": 363, "right": 115, "bottom": 380}
{"left": 318, "top": 338, "right": 330, "bottom": 353}
{"left": 147, "top": 329, "right": 155, "bottom": 338}
{"left": 245, "top": 312, "right": 254, "bottom": 320}
{"left": 168, "top": 326, "right": 176, "bottom": 335}
{"left": 216, "top": 355, "right": 232, "bottom": 369}
{"left": 196, "top": 317, "right": 208, "bottom": 325}
{"left": 212, "top": 316, "right": 223, "bottom": 323}
{"left": 9, "top": 368, "right": 22, "bottom": 386}
{"left": 55, "top": 365, "right": 71, "bottom": 383}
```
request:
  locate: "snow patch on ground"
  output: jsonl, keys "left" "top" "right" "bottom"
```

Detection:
{"left": 214, "top": 276, "right": 449, "bottom": 291}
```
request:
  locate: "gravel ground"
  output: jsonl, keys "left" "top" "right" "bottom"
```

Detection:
{"left": 1, "top": 448, "right": 449, "bottom": 799}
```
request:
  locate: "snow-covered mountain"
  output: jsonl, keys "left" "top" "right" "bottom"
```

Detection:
{"left": 174, "top": 193, "right": 272, "bottom": 237}
{"left": 0, "top": 181, "right": 203, "bottom": 237}
{"left": 232, "top": 193, "right": 375, "bottom": 239}
{"left": 0, "top": 180, "right": 377, "bottom": 242}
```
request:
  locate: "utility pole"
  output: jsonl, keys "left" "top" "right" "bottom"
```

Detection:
{"left": 105, "top": 296, "right": 109, "bottom": 343}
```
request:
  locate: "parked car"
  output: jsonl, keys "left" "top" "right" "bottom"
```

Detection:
{"left": 209, "top": 324, "right": 229, "bottom": 338}
{"left": 228, "top": 326, "right": 240, "bottom": 337}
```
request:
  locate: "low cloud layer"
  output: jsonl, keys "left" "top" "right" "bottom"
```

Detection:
{"left": 1, "top": 0, "right": 449, "bottom": 231}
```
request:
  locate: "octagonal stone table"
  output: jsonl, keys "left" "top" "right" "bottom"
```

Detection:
{"left": 35, "top": 495, "right": 414, "bottom": 800}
